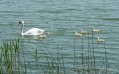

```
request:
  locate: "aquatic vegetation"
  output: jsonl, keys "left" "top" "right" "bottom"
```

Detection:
{"left": 0, "top": 35, "right": 118, "bottom": 74}
{"left": 0, "top": 38, "right": 21, "bottom": 74}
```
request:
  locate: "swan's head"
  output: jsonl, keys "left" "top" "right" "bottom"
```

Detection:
{"left": 18, "top": 20, "right": 24, "bottom": 26}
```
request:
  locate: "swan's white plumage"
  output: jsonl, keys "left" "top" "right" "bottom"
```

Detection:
{"left": 23, "top": 28, "right": 44, "bottom": 35}
{"left": 19, "top": 20, "right": 45, "bottom": 36}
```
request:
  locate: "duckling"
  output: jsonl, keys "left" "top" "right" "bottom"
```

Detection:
{"left": 75, "top": 32, "right": 82, "bottom": 36}
{"left": 97, "top": 37, "right": 105, "bottom": 42}
{"left": 92, "top": 28, "right": 101, "bottom": 32}
{"left": 80, "top": 29, "right": 87, "bottom": 34}
{"left": 38, "top": 34, "right": 46, "bottom": 38}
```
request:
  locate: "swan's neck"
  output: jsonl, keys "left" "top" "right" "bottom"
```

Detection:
{"left": 97, "top": 37, "right": 99, "bottom": 40}
{"left": 20, "top": 25, "right": 24, "bottom": 35}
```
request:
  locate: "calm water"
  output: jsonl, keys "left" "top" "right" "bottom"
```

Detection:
{"left": 0, "top": 0, "right": 119, "bottom": 73}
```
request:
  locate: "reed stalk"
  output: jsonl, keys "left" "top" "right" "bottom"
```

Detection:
{"left": 0, "top": 35, "right": 115, "bottom": 74}
{"left": 0, "top": 38, "right": 23, "bottom": 74}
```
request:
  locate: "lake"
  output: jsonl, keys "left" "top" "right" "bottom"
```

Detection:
{"left": 0, "top": 0, "right": 119, "bottom": 74}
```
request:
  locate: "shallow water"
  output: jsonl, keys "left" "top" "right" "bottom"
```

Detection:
{"left": 0, "top": 0, "right": 119, "bottom": 73}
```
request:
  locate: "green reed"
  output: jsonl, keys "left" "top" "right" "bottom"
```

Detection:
{"left": 0, "top": 38, "right": 24, "bottom": 74}
{"left": 0, "top": 34, "right": 118, "bottom": 74}
{"left": 72, "top": 30, "right": 112, "bottom": 74}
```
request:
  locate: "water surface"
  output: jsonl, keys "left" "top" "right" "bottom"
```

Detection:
{"left": 0, "top": 0, "right": 119, "bottom": 73}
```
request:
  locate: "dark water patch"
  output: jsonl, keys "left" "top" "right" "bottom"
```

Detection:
{"left": 101, "top": 18, "right": 119, "bottom": 21}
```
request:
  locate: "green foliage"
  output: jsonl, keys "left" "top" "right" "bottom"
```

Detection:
{"left": 0, "top": 38, "right": 21, "bottom": 74}
{"left": 0, "top": 37, "right": 118, "bottom": 74}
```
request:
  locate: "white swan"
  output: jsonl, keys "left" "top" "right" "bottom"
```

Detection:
{"left": 18, "top": 20, "right": 45, "bottom": 36}
{"left": 75, "top": 32, "right": 82, "bottom": 36}
{"left": 97, "top": 37, "right": 105, "bottom": 42}
{"left": 92, "top": 28, "right": 101, "bottom": 32}
{"left": 80, "top": 29, "right": 87, "bottom": 34}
